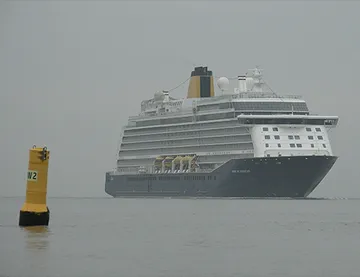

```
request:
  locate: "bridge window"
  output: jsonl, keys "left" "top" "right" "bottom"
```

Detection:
{"left": 317, "top": 136, "right": 323, "bottom": 140}
{"left": 273, "top": 127, "right": 278, "bottom": 131}
{"left": 263, "top": 127, "right": 268, "bottom": 131}
{"left": 274, "top": 135, "right": 280, "bottom": 140}
{"left": 306, "top": 127, "right": 311, "bottom": 131}
{"left": 265, "top": 135, "right": 270, "bottom": 139}
{"left": 238, "top": 117, "right": 332, "bottom": 126}
{"left": 323, "top": 144, "right": 327, "bottom": 148}
{"left": 233, "top": 101, "right": 309, "bottom": 112}
{"left": 308, "top": 136, "right": 314, "bottom": 140}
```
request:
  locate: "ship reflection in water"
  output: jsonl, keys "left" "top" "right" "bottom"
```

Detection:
{"left": 21, "top": 226, "right": 51, "bottom": 251}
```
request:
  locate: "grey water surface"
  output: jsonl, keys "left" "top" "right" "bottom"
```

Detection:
{"left": 1, "top": 197, "right": 360, "bottom": 277}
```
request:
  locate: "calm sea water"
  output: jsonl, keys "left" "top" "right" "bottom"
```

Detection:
{"left": 1, "top": 197, "right": 360, "bottom": 277}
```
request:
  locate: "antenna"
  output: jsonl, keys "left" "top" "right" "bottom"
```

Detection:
{"left": 248, "top": 66, "right": 265, "bottom": 93}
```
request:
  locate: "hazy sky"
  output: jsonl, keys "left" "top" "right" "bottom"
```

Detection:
{"left": 1, "top": 1, "right": 359, "bottom": 198}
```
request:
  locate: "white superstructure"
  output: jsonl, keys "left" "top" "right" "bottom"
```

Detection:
{"left": 114, "top": 67, "right": 339, "bottom": 175}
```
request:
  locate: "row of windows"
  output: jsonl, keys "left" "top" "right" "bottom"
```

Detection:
{"left": 238, "top": 117, "right": 335, "bottom": 125}
{"left": 307, "top": 127, "right": 322, "bottom": 132}
{"left": 119, "top": 143, "right": 253, "bottom": 157}
{"left": 127, "top": 175, "right": 217, "bottom": 182}
{"left": 289, "top": 143, "right": 327, "bottom": 148}
{"left": 123, "top": 127, "right": 248, "bottom": 143}
{"left": 263, "top": 127, "right": 322, "bottom": 132}
{"left": 265, "top": 143, "right": 327, "bottom": 148}
{"left": 122, "top": 134, "right": 252, "bottom": 149}
{"left": 234, "top": 102, "right": 309, "bottom": 112}
{"left": 263, "top": 127, "right": 278, "bottom": 132}
{"left": 125, "top": 119, "right": 238, "bottom": 136}
{"left": 135, "top": 111, "right": 235, "bottom": 128}
{"left": 156, "top": 135, "right": 250, "bottom": 146}
{"left": 264, "top": 135, "right": 324, "bottom": 140}
{"left": 308, "top": 135, "right": 323, "bottom": 140}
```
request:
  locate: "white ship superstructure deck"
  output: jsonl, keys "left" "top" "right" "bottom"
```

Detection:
{"left": 113, "top": 67, "right": 338, "bottom": 176}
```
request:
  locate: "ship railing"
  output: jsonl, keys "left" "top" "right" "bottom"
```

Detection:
{"left": 128, "top": 107, "right": 236, "bottom": 120}
{"left": 233, "top": 93, "right": 302, "bottom": 100}
{"left": 128, "top": 107, "right": 194, "bottom": 120}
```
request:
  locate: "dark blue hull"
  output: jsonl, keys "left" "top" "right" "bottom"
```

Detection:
{"left": 105, "top": 156, "right": 337, "bottom": 198}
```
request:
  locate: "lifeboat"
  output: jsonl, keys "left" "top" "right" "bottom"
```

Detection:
{"left": 154, "top": 156, "right": 165, "bottom": 173}
{"left": 163, "top": 156, "right": 175, "bottom": 172}
{"left": 172, "top": 155, "right": 183, "bottom": 172}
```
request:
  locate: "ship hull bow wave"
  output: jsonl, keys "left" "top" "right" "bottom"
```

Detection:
{"left": 105, "top": 155, "right": 337, "bottom": 198}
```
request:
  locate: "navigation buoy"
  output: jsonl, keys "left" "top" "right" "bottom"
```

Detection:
{"left": 19, "top": 145, "right": 50, "bottom": 227}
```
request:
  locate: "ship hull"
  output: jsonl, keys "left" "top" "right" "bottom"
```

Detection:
{"left": 105, "top": 155, "right": 337, "bottom": 198}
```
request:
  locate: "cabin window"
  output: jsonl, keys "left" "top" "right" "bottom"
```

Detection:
{"left": 317, "top": 136, "right": 323, "bottom": 140}
{"left": 296, "top": 144, "right": 302, "bottom": 148}
{"left": 265, "top": 135, "right": 270, "bottom": 139}
{"left": 265, "top": 143, "right": 269, "bottom": 148}
{"left": 323, "top": 144, "right": 327, "bottom": 148}
{"left": 316, "top": 127, "right": 321, "bottom": 132}
{"left": 263, "top": 127, "right": 268, "bottom": 131}
{"left": 274, "top": 135, "right": 280, "bottom": 140}
{"left": 308, "top": 136, "right": 314, "bottom": 140}
{"left": 273, "top": 127, "right": 278, "bottom": 131}
{"left": 295, "top": 135, "right": 300, "bottom": 140}
{"left": 278, "top": 143, "right": 281, "bottom": 148}
{"left": 288, "top": 135, "right": 294, "bottom": 140}
{"left": 290, "top": 143, "right": 295, "bottom": 148}
{"left": 311, "top": 144, "right": 314, "bottom": 148}
{"left": 306, "top": 127, "right": 311, "bottom": 131}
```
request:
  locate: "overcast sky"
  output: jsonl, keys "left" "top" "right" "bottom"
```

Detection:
{"left": 1, "top": 1, "right": 359, "bottom": 198}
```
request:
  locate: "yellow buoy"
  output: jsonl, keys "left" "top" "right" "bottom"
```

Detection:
{"left": 19, "top": 145, "right": 50, "bottom": 227}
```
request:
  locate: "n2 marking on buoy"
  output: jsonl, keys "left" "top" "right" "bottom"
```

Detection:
{"left": 27, "top": 170, "right": 38, "bottom": 182}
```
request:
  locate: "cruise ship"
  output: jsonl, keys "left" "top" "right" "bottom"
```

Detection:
{"left": 105, "top": 66, "right": 339, "bottom": 198}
